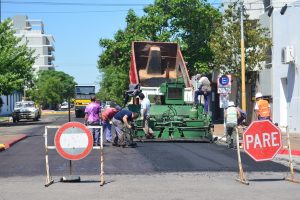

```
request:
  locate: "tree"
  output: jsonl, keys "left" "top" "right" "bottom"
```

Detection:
{"left": 29, "top": 70, "right": 76, "bottom": 109}
{"left": 209, "top": 2, "right": 271, "bottom": 107}
{"left": 0, "top": 19, "right": 35, "bottom": 96}
{"left": 97, "top": 1, "right": 221, "bottom": 104}
{"left": 209, "top": 3, "right": 271, "bottom": 75}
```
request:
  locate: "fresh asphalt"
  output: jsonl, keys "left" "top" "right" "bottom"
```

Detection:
{"left": 0, "top": 113, "right": 291, "bottom": 177}
{"left": 0, "top": 113, "right": 299, "bottom": 200}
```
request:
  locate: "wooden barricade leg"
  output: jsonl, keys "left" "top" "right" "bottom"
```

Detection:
{"left": 44, "top": 126, "right": 54, "bottom": 187}
{"left": 235, "top": 127, "right": 249, "bottom": 185}
{"left": 284, "top": 126, "right": 300, "bottom": 184}
{"left": 100, "top": 127, "right": 105, "bottom": 186}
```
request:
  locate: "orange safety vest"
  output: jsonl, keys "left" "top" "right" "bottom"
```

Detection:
{"left": 257, "top": 99, "right": 270, "bottom": 117}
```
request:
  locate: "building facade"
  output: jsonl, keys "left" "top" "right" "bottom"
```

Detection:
{"left": 223, "top": 0, "right": 300, "bottom": 133}
{"left": 12, "top": 15, "right": 55, "bottom": 72}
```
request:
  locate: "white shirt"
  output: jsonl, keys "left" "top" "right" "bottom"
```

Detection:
{"left": 141, "top": 98, "right": 151, "bottom": 117}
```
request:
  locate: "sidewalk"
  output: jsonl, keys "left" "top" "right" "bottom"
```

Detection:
{"left": 213, "top": 123, "right": 300, "bottom": 156}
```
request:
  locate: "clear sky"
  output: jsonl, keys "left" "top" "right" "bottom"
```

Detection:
{"left": 2, "top": 0, "right": 221, "bottom": 91}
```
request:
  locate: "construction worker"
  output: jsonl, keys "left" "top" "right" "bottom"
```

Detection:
{"left": 254, "top": 92, "right": 272, "bottom": 121}
{"left": 84, "top": 97, "right": 101, "bottom": 146}
{"left": 138, "top": 92, "right": 155, "bottom": 139}
{"left": 194, "top": 74, "right": 211, "bottom": 114}
{"left": 224, "top": 101, "right": 240, "bottom": 149}
{"left": 101, "top": 105, "right": 121, "bottom": 142}
{"left": 111, "top": 109, "right": 138, "bottom": 147}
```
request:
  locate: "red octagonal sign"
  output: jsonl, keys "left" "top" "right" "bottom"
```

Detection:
{"left": 243, "top": 120, "right": 282, "bottom": 162}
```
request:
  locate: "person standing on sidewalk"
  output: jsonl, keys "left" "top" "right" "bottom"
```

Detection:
{"left": 101, "top": 105, "right": 121, "bottom": 142}
{"left": 224, "top": 101, "right": 240, "bottom": 149}
{"left": 111, "top": 109, "right": 138, "bottom": 147}
{"left": 254, "top": 92, "right": 272, "bottom": 121}
{"left": 84, "top": 97, "right": 101, "bottom": 146}
{"left": 138, "top": 92, "right": 155, "bottom": 139}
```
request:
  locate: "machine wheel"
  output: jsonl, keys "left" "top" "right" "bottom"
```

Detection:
{"left": 13, "top": 117, "right": 18, "bottom": 123}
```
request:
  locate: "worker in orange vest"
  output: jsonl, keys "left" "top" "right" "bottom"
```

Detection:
{"left": 254, "top": 92, "right": 272, "bottom": 121}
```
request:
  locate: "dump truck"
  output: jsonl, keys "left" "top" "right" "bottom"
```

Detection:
{"left": 126, "top": 41, "right": 213, "bottom": 141}
{"left": 74, "top": 85, "right": 96, "bottom": 118}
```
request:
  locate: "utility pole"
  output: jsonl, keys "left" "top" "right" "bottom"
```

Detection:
{"left": 0, "top": 0, "right": 2, "bottom": 22}
{"left": 240, "top": 1, "right": 246, "bottom": 111}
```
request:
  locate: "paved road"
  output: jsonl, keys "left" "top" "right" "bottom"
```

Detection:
{"left": 0, "top": 114, "right": 299, "bottom": 200}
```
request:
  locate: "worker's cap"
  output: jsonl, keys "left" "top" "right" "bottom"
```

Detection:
{"left": 228, "top": 101, "right": 235, "bottom": 107}
{"left": 115, "top": 105, "right": 122, "bottom": 111}
{"left": 138, "top": 92, "right": 145, "bottom": 99}
{"left": 255, "top": 92, "right": 263, "bottom": 99}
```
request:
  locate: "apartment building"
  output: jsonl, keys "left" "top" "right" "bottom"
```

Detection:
{"left": 12, "top": 15, "right": 55, "bottom": 72}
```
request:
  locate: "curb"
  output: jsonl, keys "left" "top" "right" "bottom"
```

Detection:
{"left": 0, "top": 134, "right": 27, "bottom": 151}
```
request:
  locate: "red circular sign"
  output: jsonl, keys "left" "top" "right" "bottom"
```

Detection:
{"left": 243, "top": 120, "right": 282, "bottom": 162}
{"left": 55, "top": 122, "right": 93, "bottom": 160}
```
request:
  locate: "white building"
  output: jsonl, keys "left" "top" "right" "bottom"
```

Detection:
{"left": 12, "top": 15, "right": 55, "bottom": 72}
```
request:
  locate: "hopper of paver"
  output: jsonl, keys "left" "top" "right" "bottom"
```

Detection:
{"left": 129, "top": 41, "right": 190, "bottom": 88}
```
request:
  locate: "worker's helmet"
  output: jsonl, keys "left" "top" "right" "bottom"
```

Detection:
{"left": 255, "top": 92, "right": 263, "bottom": 99}
{"left": 228, "top": 101, "right": 235, "bottom": 107}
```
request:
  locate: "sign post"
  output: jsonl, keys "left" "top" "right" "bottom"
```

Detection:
{"left": 235, "top": 127, "right": 249, "bottom": 185}
{"left": 55, "top": 122, "right": 93, "bottom": 182}
{"left": 243, "top": 120, "right": 282, "bottom": 162}
{"left": 44, "top": 122, "right": 105, "bottom": 187}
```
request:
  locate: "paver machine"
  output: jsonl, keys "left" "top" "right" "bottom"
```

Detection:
{"left": 126, "top": 41, "right": 213, "bottom": 141}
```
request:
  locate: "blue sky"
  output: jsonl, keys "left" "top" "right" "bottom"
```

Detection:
{"left": 2, "top": 0, "right": 221, "bottom": 91}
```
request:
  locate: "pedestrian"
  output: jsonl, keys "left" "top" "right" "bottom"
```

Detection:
{"left": 101, "top": 105, "right": 121, "bottom": 143}
{"left": 84, "top": 96, "right": 101, "bottom": 146}
{"left": 111, "top": 109, "right": 138, "bottom": 147}
{"left": 138, "top": 92, "right": 155, "bottom": 139}
{"left": 194, "top": 74, "right": 211, "bottom": 114}
{"left": 254, "top": 92, "right": 272, "bottom": 121}
{"left": 224, "top": 101, "right": 240, "bottom": 149}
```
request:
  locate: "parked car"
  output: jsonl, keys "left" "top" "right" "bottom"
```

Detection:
{"left": 12, "top": 101, "right": 41, "bottom": 122}
{"left": 60, "top": 102, "right": 70, "bottom": 110}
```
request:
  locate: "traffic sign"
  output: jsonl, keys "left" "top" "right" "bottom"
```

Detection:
{"left": 243, "top": 120, "right": 282, "bottom": 162}
{"left": 55, "top": 122, "right": 93, "bottom": 160}
{"left": 217, "top": 74, "right": 231, "bottom": 93}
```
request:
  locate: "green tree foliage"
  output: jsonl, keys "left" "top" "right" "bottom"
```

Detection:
{"left": 209, "top": 3, "right": 272, "bottom": 75}
{"left": 29, "top": 70, "right": 76, "bottom": 108}
{"left": 0, "top": 19, "right": 35, "bottom": 96}
{"left": 98, "top": 1, "right": 221, "bottom": 104}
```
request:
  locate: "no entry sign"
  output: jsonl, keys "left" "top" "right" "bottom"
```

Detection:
{"left": 243, "top": 120, "right": 282, "bottom": 162}
{"left": 55, "top": 122, "right": 93, "bottom": 160}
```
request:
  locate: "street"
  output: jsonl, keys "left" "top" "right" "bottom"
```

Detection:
{"left": 0, "top": 113, "right": 299, "bottom": 200}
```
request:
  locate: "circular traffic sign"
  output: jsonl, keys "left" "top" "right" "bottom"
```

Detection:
{"left": 243, "top": 120, "right": 282, "bottom": 162}
{"left": 219, "top": 75, "right": 230, "bottom": 86}
{"left": 55, "top": 122, "right": 93, "bottom": 160}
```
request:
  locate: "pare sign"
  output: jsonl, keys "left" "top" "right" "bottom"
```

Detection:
{"left": 243, "top": 120, "right": 282, "bottom": 162}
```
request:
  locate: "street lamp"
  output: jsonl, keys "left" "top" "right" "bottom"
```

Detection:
{"left": 240, "top": 1, "right": 246, "bottom": 111}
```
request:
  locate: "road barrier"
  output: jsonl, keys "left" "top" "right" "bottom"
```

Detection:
{"left": 44, "top": 122, "right": 104, "bottom": 187}
{"left": 235, "top": 123, "right": 299, "bottom": 185}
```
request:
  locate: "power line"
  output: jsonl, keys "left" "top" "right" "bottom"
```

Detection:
{"left": 4, "top": 9, "right": 143, "bottom": 14}
{"left": 2, "top": 1, "right": 149, "bottom": 7}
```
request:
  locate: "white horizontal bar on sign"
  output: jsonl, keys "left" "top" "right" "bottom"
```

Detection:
{"left": 93, "top": 146, "right": 101, "bottom": 149}
{"left": 47, "top": 146, "right": 56, "bottom": 149}
{"left": 46, "top": 126, "right": 61, "bottom": 129}
{"left": 87, "top": 126, "right": 102, "bottom": 129}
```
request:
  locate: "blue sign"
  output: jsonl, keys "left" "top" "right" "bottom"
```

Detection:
{"left": 219, "top": 75, "right": 230, "bottom": 86}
